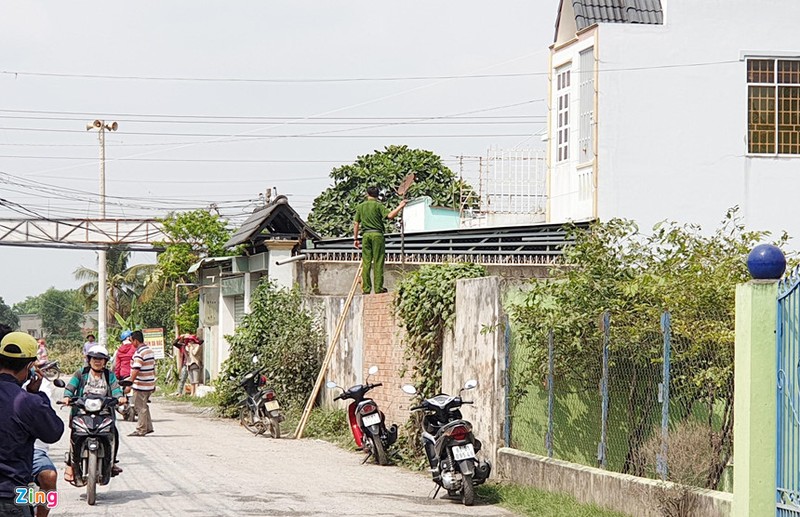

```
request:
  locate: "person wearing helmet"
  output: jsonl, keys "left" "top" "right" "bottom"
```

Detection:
{"left": 0, "top": 330, "right": 64, "bottom": 517}
{"left": 61, "top": 344, "right": 127, "bottom": 482}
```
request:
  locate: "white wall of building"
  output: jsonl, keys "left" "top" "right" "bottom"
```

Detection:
{"left": 550, "top": 1, "right": 800, "bottom": 241}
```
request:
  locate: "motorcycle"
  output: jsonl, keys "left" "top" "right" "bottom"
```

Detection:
{"left": 58, "top": 379, "right": 132, "bottom": 506}
{"left": 401, "top": 379, "right": 492, "bottom": 506}
{"left": 237, "top": 356, "right": 284, "bottom": 438}
{"left": 39, "top": 360, "right": 62, "bottom": 381}
{"left": 326, "top": 365, "right": 398, "bottom": 466}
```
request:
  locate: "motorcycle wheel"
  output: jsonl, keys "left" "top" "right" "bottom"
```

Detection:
{"left": 268, "top": 417, "right": 281, "bottom": 439}
{"left": 239, "top": 407, "right": 259, "bottom": 434}
{"left": 370, "top": 435, "right": 389, "bottom": 466}
{"left": 462, "top": 473, "right": 475, "bottom": 506}
{"left": 125, "top": 406, "right": 136, "bottom": 422}
{"left": 86, "top": 450, "right": 98, "bottom": 506}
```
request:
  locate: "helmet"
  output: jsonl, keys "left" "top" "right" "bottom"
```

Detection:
{"left": 120, "top": 330, "right": 133, "bottom": 341}
{"left": 86, "top": 344, "right": 110, "bottom": 360}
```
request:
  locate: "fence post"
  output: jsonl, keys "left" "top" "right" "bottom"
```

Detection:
{"left": 732, "top": 280, "right": 778, "bottom": 517}
{"left": 504, "top": 314, "right": 511, "bottom": 448}
{"left": 598, "top": 311, "right": 610, "bottom": 469}
{"left": 546, "top": 328, "right": 554, "bottom": 458}
{"left": 657, "top": 311, "right": 672, "bottom": 481}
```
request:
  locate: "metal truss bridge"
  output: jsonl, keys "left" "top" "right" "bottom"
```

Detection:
{"left": 0, "top": 218, "right": 169, "bottom": 251}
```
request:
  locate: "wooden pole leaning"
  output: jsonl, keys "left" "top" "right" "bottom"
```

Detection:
{"left": 294, "top": 263, "right": 362, "bottom": 439}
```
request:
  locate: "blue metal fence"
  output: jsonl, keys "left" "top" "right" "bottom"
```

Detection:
{"left": 777, "top": 269, "right": 800, "bottom": 516}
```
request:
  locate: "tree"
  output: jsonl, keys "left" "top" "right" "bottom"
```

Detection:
{"left": 153, "top": 209, "right": 232, "bottom": 286}
{"left": 0, "top": 297, "right": 19, "bottom": 330}
{"left": 74, "top": 246, "right": 155, "bottom": 325}
{"left": 38, "top": 288, "right": 84, "bottom": 339}
{"left": 510, "top": 208, "right": 786, "bottom": 488}
{"left": 307, "top": 145, "right": 474, "bottom": 237}
{"left": 13, "top": 296, "right": 42, "bottom": 315}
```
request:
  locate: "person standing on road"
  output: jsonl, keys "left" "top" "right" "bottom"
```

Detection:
{"left": 126, "top": 330, "right": 155, "bottom": 437}
{"left": 36, "top": 338, "right": 48, "bottom": 363}
{"left": 184, "top": 335, "right": 203, "bottom": 397}
{"left": 353, "top": 185, "right": 407, "bottom": 294}
{"left": 172, "top": 334, "right": 189, "bottom": 396}
{"left": 112, "top": 330, "right": 135, "bottom": 382}
{"left": 81, "top": 334, "right": 96, "bottom": 358}
{"left": 0, "top": 331, "right": 64, "bottom": 517}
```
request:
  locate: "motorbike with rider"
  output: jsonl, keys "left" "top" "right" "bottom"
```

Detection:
{"left": 60, "top": 345, "right": 128, "bottom": 505}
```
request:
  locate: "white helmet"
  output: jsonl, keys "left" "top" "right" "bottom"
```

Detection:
{"left": 86, "top": 344, "right": 110, "bottom": 360}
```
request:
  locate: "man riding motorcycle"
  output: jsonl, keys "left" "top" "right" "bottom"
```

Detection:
{"left": 61, "top": 345, "right": 127, "bottom": 482}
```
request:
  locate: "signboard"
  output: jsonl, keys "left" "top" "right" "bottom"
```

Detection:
{"left": 143, "top": 328, "right": 166, "bottom": 360}
{"left": 221, "top": 275, "right": 245, "bottom": 297}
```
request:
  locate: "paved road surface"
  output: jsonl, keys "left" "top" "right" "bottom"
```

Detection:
{"left": 44, "top": 396, "right": 512, "bottom": 517}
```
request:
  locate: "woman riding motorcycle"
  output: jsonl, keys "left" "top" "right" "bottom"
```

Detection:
{"left": 61, "top": 345, "right": 127, "bottom": 482}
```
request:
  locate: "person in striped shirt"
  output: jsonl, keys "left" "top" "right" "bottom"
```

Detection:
{"left": 126, "top": 331, "right": 155, "bottom": 437}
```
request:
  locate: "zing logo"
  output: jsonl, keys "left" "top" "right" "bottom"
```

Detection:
{"left": 15, "top": 487, "right": 58, "bottom": 509}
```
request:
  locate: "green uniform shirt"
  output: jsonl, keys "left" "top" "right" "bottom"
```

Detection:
{"left": 354, "top": 199, "right": 389, "bottom": 234}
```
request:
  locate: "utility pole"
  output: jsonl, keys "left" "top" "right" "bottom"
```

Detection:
{"left": 86, "top": 119, "right": 118, "bottom": 346}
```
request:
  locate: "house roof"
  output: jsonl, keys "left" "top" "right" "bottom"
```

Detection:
{"left": 224, "top": 196, "right": 319, "bottom": 249}
{"left": 559, "top": 0, "right": 663, "bottom": 34}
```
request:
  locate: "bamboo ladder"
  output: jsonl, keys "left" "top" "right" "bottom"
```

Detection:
{"left": 294, "top": 264, "right": 362, "bottom": 438}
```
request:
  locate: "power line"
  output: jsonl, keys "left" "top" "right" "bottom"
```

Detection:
{"left": 0, "top": 59, "right": 740, "bottom": 84}
{"left": 0, "top": 69, "right": 539, "bottom": 83}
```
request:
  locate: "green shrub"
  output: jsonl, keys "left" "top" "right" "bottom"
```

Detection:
{"left": 214, "top": 281, "right": 325, "bottom": 417}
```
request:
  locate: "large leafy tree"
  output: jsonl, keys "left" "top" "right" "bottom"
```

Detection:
{"left": 0, "top": 296, "right": 18, "bottom": 330}
{"left": 153, "top": 209, "right": 232, "bottom": 286}
{"left": 307, "top": 145, "right": 472, "bottom": 237}
{"left": 38, "top": 288, "right": 84, "bottom": 339}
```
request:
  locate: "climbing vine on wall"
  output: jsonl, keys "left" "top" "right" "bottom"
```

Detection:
{"left": 394, "top": 262, "right": 487, "bottom": 398}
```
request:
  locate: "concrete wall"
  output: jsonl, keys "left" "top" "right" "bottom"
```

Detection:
{"left": 498, "top": 448, "right": 732, "bottom": 517}
{"left": 443, "top": 276, "right": 509, "bottom": 468}
{"left": 301, "top": 261, "right": 549, "bottom": 296}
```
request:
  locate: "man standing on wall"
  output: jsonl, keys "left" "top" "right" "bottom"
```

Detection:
{"left": 353, "top": 186, "right": 406, "bottom": 294}
{"left": 126, "top": 331, "right": 155, "bottom": 437}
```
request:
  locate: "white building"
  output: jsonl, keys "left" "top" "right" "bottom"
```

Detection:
{"left": 547, "top": 0, "right": 800, "bottom": 240}
{"left": 192, "top": 196, "right": 317, "bottom": 379}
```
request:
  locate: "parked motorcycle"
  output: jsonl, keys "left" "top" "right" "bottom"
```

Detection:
{"left": 238, "top": 356, "right": 284, "bottom": 438}
{"left": 58, "top": 379, "right": 132, "bottom": 506}
{"left": 401, "top": 379, "right": 491, "bottom": 506}
{"left": 326, "top": 365, "right": 398, "bottom": 466}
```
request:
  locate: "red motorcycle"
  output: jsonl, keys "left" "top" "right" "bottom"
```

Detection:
{"left": 326, "top": 366, "right": 398, "bottom": 465}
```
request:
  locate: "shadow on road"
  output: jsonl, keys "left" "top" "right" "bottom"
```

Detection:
{"left": 79, "top": 489, "right": 160, "bottom": 505}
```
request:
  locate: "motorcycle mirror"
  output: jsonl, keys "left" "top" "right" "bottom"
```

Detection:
{"left": 463, "top": 379, "right": 478, "bottom": 391}
{"left": 52, "top": 379, "right": 66, "bottom": 388}
{"left": 119, "top": 379, "right": 133, "bottom": 387}
{"left": 367, "top": 365, "right": 379, "bottom": 376}
{"left": 325, "top": 381, "right": 338, "bottom": 389}
{"left": 401, "top": 384, "right": 417, "bottom": 395}
{"left": 252, "top": 355, "right": 259, "bottom": 364}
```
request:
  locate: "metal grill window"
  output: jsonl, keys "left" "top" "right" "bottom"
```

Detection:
{"left": 556, "top": 67, "right": 571, "bottom": 162}
{"left": 747, "top": 59, "right": 800, "bottom": 155}
{"left": 579, "top": 48, "right": 595, "bottom": 164}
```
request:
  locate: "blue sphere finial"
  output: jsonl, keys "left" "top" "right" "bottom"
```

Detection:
{"left": 747, "top": 244, "right": 786, "bottom": 280}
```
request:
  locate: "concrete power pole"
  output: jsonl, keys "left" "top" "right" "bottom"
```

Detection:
{"left": 86, "top": 119, "right": 117, "bottom": 346}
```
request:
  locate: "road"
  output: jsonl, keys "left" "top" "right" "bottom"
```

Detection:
{"left": 45, "top": 396, "right": 513, "bottom": 517}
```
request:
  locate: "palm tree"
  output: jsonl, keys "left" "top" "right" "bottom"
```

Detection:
{"left": 74, "top": 247, "right": 157, "bottom": 324}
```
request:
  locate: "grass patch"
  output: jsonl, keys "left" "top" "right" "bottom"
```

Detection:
{"left": 477, "top": 483, "right": 629, "bottom": 517}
